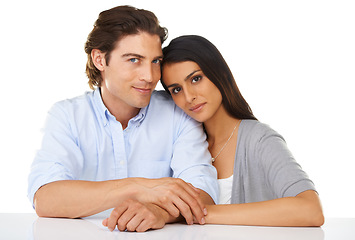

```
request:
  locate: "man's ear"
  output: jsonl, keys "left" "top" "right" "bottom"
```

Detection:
{"left": 91, "top": 49, "right": 106, "bottom": 71}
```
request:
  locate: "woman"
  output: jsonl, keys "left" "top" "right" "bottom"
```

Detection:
{"left": 161, "top": 35, "right": 324, "bottom": 227}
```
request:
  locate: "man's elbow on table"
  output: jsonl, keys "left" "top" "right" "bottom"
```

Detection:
{"left": 33, "top": 184, "right": 73, "bottom": 219}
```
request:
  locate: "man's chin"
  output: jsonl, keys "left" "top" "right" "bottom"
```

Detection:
{"left": 134, "top": 98, "right": 151, "bottom": 109}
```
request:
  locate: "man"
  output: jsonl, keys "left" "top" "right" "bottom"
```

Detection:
{"left": 27, "top": 5, "right": 218, "bottom": 232}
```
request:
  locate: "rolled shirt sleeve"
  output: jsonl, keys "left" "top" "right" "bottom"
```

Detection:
{"left": 171, "top": 111, "right": 219, "bottom": 204}
{"left": 28, "top": 102, "right": 84, "bottom": 206}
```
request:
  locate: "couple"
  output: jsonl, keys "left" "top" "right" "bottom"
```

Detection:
{"left": 27, "top": 5, "right": 324, "bottom": 232}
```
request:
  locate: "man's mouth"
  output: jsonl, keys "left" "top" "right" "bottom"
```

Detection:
{"left": 133, "top": 87, "right": 151, "bottom": 94}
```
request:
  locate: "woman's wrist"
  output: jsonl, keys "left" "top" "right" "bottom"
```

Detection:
{"left": 204, "top": 204, "right": 219, "bottom": 224}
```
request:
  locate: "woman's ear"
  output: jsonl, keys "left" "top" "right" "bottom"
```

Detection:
{"left": 91, "top": 49, "right": 106, "bottom": 71}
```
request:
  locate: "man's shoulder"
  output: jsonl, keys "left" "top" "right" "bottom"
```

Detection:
{"left": 52, "top": 91, "right": 94, "bottom": 109}
{"left": 145, "top": 90, "right": 197, "bottom": 125}
{"left": 150, "top": 90, "right": 174, "bottom": 104}
{"left": 147, "top": 90, "right": 177, "bottom": 112}
{"left": 48, "top": 91, "right": 97, "bottom": 120}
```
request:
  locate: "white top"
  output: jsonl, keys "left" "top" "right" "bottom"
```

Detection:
{"left": 217, "top": 175, "right": 234, "bottom": 204}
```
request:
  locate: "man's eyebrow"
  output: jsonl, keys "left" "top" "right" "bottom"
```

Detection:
{"left": 166, "top": 69, "right": 201, "bottom": 89}
{"left": 122, "top": 53, "right": 163, "bottom": 59}
{"left": 122, "top": 53, "right": 145, "bottom": 59}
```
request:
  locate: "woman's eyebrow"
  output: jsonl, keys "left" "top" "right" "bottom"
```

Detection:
{"left": 166, "top": 83, "right": 179, "bottom": 89}
{"left": 184, "top": 70, "right": 201, "bottom": 81}
{"left": 166, "top": 69, "right": 201, "bottom": 88}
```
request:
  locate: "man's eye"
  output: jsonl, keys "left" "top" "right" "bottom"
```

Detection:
{"left": 152, "top": 59, "right": 161, "bottom": 64}
{"left": 172, "top": 87, "right": 181, "bottom": 94}
{"left": 130, "top": 58, "right": 139, "bottom": 63}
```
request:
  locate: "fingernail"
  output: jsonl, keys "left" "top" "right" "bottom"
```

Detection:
{"left": 203, "top": 208, "right": 208, "bottom": 216}
{"left": 201, "top": 217, "right": 205, "bottom": 225}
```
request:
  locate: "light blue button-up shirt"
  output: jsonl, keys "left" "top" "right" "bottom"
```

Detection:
{"left": 28, "top": 89, "right": 218, "bottom": 205}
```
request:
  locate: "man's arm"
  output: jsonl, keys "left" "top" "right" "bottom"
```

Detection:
{"left": 34, "top": 179, "right": 133, "bottom": 218}
{"left": 34, "top": 177, "right": 208, "bottom": 221}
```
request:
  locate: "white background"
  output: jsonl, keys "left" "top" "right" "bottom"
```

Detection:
{"left": 0, "top": 0, "right": 354, "bottom": 218}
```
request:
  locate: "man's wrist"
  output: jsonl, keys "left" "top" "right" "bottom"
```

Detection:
{"left": 107, "top": 179, "right": 140, "bottom": 205}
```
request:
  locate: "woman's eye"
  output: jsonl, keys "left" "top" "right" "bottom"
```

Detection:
{"left": 172, "top": 87, "right": 181, "bottom": 94}
{"left": 191, "top": 76, "right": 202, "bottom": 83}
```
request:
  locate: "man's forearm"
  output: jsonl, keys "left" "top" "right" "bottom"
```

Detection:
{"left": 34, "top": 179, "right": 136, "bottom": 218}
{"left": 33, "top": 177, "right": 214, "bottom": 225}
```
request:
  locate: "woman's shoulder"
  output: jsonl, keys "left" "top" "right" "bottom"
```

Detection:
{"left": 240, "top": 119, "right": 274, "bottom": 134}
{"left": 239, "top": 120, "right": 283, "bottom": 144}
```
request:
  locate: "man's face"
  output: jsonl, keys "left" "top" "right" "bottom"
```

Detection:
{"left": 99, "top": 32, "right": 163, "bottom": 113}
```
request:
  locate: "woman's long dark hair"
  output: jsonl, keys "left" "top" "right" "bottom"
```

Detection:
{"left": 161, "top": 35, "right": 257, "bottom": 121}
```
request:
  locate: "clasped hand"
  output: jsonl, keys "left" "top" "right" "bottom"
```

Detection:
{"left": 103, "top": 177, "right": 207, "bottom": 232}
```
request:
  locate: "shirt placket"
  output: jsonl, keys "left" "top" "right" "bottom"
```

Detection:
{"left": 109, "top": 120, "right": 128, "bottom": 179}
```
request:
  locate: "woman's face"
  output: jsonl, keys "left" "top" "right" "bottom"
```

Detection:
{"left": 162, "top": 61, "right": 223, "bottom": 123}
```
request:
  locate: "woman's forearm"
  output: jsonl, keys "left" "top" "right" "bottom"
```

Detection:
{"left": 205, "top": 190, "right": 324, "bottom": 227}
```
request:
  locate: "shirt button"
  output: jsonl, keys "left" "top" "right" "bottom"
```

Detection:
{"left": 120, "top": 160, "right": 125, "bottom": 165}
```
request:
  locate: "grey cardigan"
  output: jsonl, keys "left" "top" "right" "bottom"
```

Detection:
{"left": 231, "top": 120, "right": 316, "bottom": 204}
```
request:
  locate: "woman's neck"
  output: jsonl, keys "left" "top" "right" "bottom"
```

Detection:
{"left": 204, "top": 106, "right": 240, "bottom": 145}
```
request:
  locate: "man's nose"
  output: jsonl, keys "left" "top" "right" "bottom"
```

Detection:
{"left": 140, "top": 64, "right": 155, "bottom": 83}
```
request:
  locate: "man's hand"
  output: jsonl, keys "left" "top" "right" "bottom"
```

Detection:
{"left": 102, "top": 199, "right": 169, "bottom": 232}
{"left": 133, "top": 177, "right": 207, "bottom": 225}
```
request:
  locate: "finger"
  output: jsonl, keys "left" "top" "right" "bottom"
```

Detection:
{"left": 187, "top": 182, "right": 201, "bottom": 193}
{"left": 172, "top": 197, "right": 194, "bottom": 225}
{"left": 157, "top": 200, "right": 180, "bottom": 218}
{"left": 169, "top": 184, "right": 205, "bottom": 224}
{"left": 125, "top": 214, "right": 144, "bottom": 232}
{"left": 102, "top": 218, "right": 108, "bottom": 227}
{"left": 116, "top": 207, "right": 137, "bottom": 231}
{"left": 107, "top": 206, "right": 127, "bottom": 231}
{"left": 135, "top": 219, "right": 151, "bottom": 232}
{"left": 189, "top": 199, "right": 206, "bottom": 224}
{"left": 175, "top": 179, "right": 200, "bottom": 198}
{"left": 175, "top": 180, "right": 206, "bottom": 214}
{"left": 155, "top": 187, "right": 193, "bottom": 221}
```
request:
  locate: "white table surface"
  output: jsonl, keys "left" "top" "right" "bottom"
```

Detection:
{"left": 0, "top": 213, "right": 354, "bottom": 240}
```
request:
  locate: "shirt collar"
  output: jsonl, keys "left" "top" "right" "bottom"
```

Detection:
{"left": 93, "top": 88, "right": 148, "bottom": 126}
{"left": 132, "top": 104, "right": 148, "bottom": 125}
{"left": 93, "top": 88, "right": 109, "bottom": 126}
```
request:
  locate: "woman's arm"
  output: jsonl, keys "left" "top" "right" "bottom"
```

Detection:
{"left": 205, "top": 190, "right": 324, "bottom": 227}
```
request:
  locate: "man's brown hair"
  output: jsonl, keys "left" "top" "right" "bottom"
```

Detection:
{"left": 84, "top": 5, "right": 168, "bottom": 89}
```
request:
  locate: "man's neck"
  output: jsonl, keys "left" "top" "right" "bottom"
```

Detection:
{"left": 99, "top": 88, "right": 140, "bottom": 129}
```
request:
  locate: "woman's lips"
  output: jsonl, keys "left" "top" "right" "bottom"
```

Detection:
{"left": 189, "top": 103, "right": 206, "bottom": 112}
